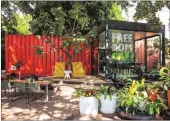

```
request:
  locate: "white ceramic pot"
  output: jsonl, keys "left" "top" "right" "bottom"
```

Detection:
{"left": 100, "top": 94, "right": 117, "bottom": 114}
{"left": 79, "top": 96, "right": 99, "bottom": 116}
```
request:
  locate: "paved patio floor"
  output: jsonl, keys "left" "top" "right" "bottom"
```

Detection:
{"left": 1, "top": 76, "right": 108, "bottom": 120}
{"left": 1, "top": 85, "right": 81, "bottom": 120}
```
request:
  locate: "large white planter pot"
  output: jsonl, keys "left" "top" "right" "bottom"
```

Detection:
{"left": 79, "top": 96, "right": 98, "bottom": 116}
{"left": 100, "top": 94, "right": 117, "bottom": 114}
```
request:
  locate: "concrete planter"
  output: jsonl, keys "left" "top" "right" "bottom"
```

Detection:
{"left": 100, "top": 94, "right": 117, "bottom": 114}
{"left": 79, "top": 96, "right": 99, "bottom": 116}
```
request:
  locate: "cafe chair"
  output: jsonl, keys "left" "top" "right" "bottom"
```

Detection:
{"left": 28, "top": 83, "right": 45, "bottom": 104}
{"left": 14, "top": 82, "right": 29, "bottom": 103}
{"left": 1, "top": 80, "right": 14, "bottom": 99}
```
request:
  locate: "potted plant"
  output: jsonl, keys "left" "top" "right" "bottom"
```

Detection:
{"left": 73, "top": 89, "right": 99, "bottom": 116}
{"left": 159, "top": 66, "right": 170, "bottom": 108}
{"left": 96, "top": 85, "right": 117, "bottom": 114}
{"left": 13, "top": 60, "right": 25, "bottom": 79}
{"left": 117, "top": 79, "right": 168, "bottom": 120}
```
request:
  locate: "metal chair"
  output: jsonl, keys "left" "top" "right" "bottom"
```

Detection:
{"left": 1, "top": 80, "right": 14, "bottom": 99}
{"left": 14, "top": 82, "right": 29, "bottom": 103}
{"left": 28, "top": 83, "right": 45, "bottom": 104}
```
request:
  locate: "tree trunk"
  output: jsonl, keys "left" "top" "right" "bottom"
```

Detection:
{"left": 67, "top": 57, "right": 72, "bottom": 70}
{"left": 67, "top": 63, "right": 71, "bottom": 70}
{"left": 63, "top": 48, "right": 72, "bottom": 70}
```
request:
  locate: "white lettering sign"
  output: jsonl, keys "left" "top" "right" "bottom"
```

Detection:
{"left": 112, "top": 33, "right": 133, "bottom": 42}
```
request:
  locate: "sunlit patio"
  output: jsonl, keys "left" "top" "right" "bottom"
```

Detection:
{"left": 2, "top": 1, "right": 170, "bottom": 120}
{"left": 2, "top": 85, "right": 78, "bottom": 120}
{"left": 1, "top": 76, "right": 111, "bottom": 120}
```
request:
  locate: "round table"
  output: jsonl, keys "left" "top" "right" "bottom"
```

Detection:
{"left": 64, "top": 70, "right": 71, "bottom": 79}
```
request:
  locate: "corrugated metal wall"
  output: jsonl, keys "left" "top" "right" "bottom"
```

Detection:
{"left": 5, "top": 34, "right": 91, "bottom": 76}
{"left": 135, "top": 40, "right": 145, "bottom": 65}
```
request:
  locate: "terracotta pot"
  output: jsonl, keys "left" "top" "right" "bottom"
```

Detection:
{"left": 168, "top": 88, "right": 170, "bottom": 108}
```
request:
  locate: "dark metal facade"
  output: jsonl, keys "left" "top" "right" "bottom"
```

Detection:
{"left": 95, "top": 20, "right": 165, "bottom": 78}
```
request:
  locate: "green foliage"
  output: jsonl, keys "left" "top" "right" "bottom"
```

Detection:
{"left": 108, "top": 3, "right": 125, "bottom": 21}
{"left": 30, "top": 6, "right": 66, "bottom": 36}
{"left": 96, "top": 85, "right": 116, "bottom": 101}
{"left": 32, "top": 46, "right": 44, "bottom": 56}
{"left": 10, "top": 1, "right": 124, "bottom": 37}
{"left": 2, "top": 13, "right": 32, "bottom": 35}
{"left": 134, "top": 1, "right": 170, "bottom": 26}
{"left": 111, "top": 51, "right": 134, "bottom": 61}
{"left": 73, "top": 89, "right": 95, "bottom": 97}
{"left": 117, "top": 79, "right": 168, "bottom": 115}
{"left": 13, "top": 14, "right": 32, "bottom": 35}
{"left": 159, "top": 66, "right": 170, "bottom": 87}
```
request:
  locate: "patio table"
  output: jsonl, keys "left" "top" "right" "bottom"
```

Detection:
{"left": 9, "top": 80, "right": 50, "bottom": 102}
{"left": 9, "top": 79, "right": 25, "bottom": 83}
{"left": 37, "top": 80, "right": 50, "bottom": 102}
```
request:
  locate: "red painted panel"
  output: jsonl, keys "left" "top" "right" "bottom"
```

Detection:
{"left": 135, "top": 40, "right": 145, "bottom": 65}
{"left": 134, "top": 32, "right": 157, "bottom": 40}
{"left": 5, "top": 34, "right": 92, "bottom": 76}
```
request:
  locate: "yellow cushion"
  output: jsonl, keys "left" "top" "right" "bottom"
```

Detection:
{"left": 53, "top": 62, "right": 65, "bottom": 77}
{"left": 72, "top": 62, "right": 85, "bottom": 77}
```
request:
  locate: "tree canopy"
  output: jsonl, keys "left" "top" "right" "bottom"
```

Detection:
{"left": 14, "top": 1, "right": 125, "bottom": 37}
{"left": 2, "top": 1, "right": 170, "bottom": 36}
{"left": 2, "top": 13, "right": 32, "bottom": 34}
{"left": 2, "top": 1, "right": 170, "bottom": 69}
{"left": 134, "top": 1, "right": 170, "bottom": 25}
